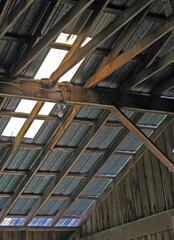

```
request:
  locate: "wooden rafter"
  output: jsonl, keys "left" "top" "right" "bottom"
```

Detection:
{"left": 48, "top": 0, "right": 154, "bottom": 85}
{"left": 0, "top": 105, "right": 80, "bottom": 222}
{"left": 23, "top": 110, "right": 111, "bottom": 225}
{"left": 0, "top": 0, "right": 35, "bottom": 39}
{"left": 78, "top": 115, "right": 173, "bottom": 226}
{"left": 122, "top": 48, "right": 174, "bottom": 91}
{"left": 11, "top": 0, "right": 95, "bottom": 77}
{"left": 50, "top": 113, "right": 144, "bottom": 225}
{"left": 80, "top": 208, "right": 174, "bottom": 240}
{"left": 84, "top": 15, "right": 174, "bottom": 88}
{"left": 0, "top": 0, "right": 11, "bottom": 20}
{"left": 84, "top": 4, "right": 152, "bottom": 88}
{"left": 112, "top": 107, "right": 174, "bottom": 172}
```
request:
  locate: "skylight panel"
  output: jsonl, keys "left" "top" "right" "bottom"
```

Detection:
{"left": 15, "top": 99, "right": 37, "bottom": 113}
{"left": 2, "top": 117, "right": 26, "bottom": 137}
{"left": 24, "top": 119, "right": 44, "bottom": 138}
{"left": 35, "top": 33, "right": 91, "bottom": 82}
{"left": 38, "top": 102, "right": 55, "bottom": 115}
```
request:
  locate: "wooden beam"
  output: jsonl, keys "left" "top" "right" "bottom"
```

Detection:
{"left": 84, "top": 15, "right": 174, "bottom": 88}
{"left": 48, "top": 0, "right": 154, "bottom": 85}
{"left": 11, "top": 0, "right": 95, "bottom": 77}
{"left": 23, "top": 110, "right": 111, "bottom": 225}
{"left": 80, "top": 208, "right": 174, "bottom": 240}
{"left": 78, "top": 115, "right": 173, "bottom": 226}
{"left": 0, "top": 105, "right": 80, "bottom": 222}
{"left": 50, "top": 113, "right": 144, "bottom": 225}
{"left": 0, "top": 226, "right": 78, "bottom": 231}
{"left": 0, "top": 102, "right": 43, "bottom": 172}
{"left": 84, "top": 4, "right": 152, "bottom": 88}
{"left": 0, "top": 0, "right": 34, "bottom": 39}
{"left": 112, "top": 107, "right": 174, "bottom": 172}
{"left": 0, "top": 80, "right": 174, "bottom": 114}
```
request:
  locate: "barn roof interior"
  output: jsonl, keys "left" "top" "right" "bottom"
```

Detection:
{"left": 0, "top": 0, "right": 173, "bottom": 236}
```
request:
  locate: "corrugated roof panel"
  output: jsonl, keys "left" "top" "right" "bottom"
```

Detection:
{"left": 9, "top": 198, "right": 38, "bottom": 215}
{"left": 163, "top": 88, "right": 174, "bottom": 98}
{"left": 88, "top": 126, "right": 122, "bottom": 149}
{"left": 0, "top": 174, "right": 23, "bottom": 192}
{"left": 39, "top": 151, "right": 72, "bottom": 172}
{"left": 53, "top": 177, "right": 83, "bottom": 195}
{"left": 6, "top": 149, "right": 40, "bottom": 170}
{"left": 57, "top": 123, "right": 91, "bottom": 147}
{"left": 0, "top": 116, "right": 11, "bottom": 135}
{"left": 119, "top": 130, "right": 153, "bottom": 152}
{"left": 70, "top": 153, "right": 102, "bottom": 173}
{"left": 148, "top": 0, "right": 165, "bottom": 15}
{"left": 97, "top": 61, "right": 137, "bottom": 89}
{"left": 24, "top": 176, "right": 54, "bottom": 194}
{"left": 99, "top": 155, "right": 130, "bottom": 175}
{"left": 73, "top": 55, "right": 104, "bottom": 86}
{"left": 75, "top": 107, "right": 103, "bottom": 120}
{"left": 66, "top": 200, "right": 93, "bottom": 216}
{"left": 139, "top": 113, "right": 166, "bottom": 126}
{"left": 81, "top": 178, "right": 111, "bottom": 197}
{"left": 0, "top": 197, "right": 9, "bottom": 211}
{"left": 0, "top": 147, "right": 9, "bottom": 162}
{"left": 29, "top": 121, "right": 59, "bottom": 145}
{"left": 2, "top": 98, "right": 20, "bottom": 111}
{"left": 38, "top": 199, "right": 66, "bottom": 216}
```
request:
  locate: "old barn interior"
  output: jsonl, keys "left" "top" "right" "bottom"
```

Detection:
{"left": 0, "top": 0, "right": 174, "bottom": 239}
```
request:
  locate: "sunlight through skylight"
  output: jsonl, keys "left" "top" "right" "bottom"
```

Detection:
{"left": 34, "top": 32, "right": 91, "bottom": 82}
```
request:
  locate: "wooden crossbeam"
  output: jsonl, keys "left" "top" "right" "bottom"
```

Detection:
{"left": 11, "top": 0, "right": 95, "bottom": 77}
{"left": 0, "top": 102, "right": 43, "bottom": 172}
{"left": 48, "top": 0, "right": 153, "bottom": 85}
{"left": 84, "top": 5, "right": 152, "bottom": 88}
{"left": 122, "top": 48, "right": 174, "bottom": 91}
{"left": 0, "top": 0, "right": 34, "bottom": 39}
{"left": 50, "top": 113, "right": 144, "bottom": 226}
{"left": 84, "top": 15, "right": 174, "bottom": 88}
{"left": 0, "top": 105, "right": 80, "bottom": 222}
{"left": 0, "top": 110, "right": 156, "bottom": 130}
{"left": 0, "top": 80, "right": 174, "bottom": 114}
{"left": 80, "top": 208, "right": 174, "bottom": 240}
{"left": 78, "top": 116, "right": 173, "bottom": 225}
{"left": 112, "top": 107, "right": 174, "bottom": 172}
{"left": 0, "top": 226, "right": 78, "bottom": 231}
{"left": 23, "top": 110, "right": 111, "bottom": 226}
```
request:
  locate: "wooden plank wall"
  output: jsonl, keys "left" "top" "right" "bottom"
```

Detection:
{"left": 80, "top": 122, "right": 174, "bottom": 239}
{"left": 0, "top": 230, "right": 71, "bottom": 240}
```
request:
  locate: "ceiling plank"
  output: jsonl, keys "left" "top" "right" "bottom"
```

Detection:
{"left": 0, "top": 105, "right": 80, "bottom": 222}
{"left": 84, "top": 5, "right": 152, "bottom": 88}
{"left": 112, "top": 107, "right": 174, "bottom": 172}
{"left": 50, "top": 113, "right": 144, "bottom": 225}
{"left": 84, "top": 15, "right": 174, "bottom": 88}
{"left": 122, "top": 48, "right": 174, "bottom": 91}
{"left": 78, "top": 115, "right": 173, "bottom": 226}
{"left": 80, "top": 208, "right": 174, "bottom": 240}
{"left": 11, "top": 0, "right": 95, "bottom": 77}
{"left": 48, "top": 0, "right": 154, "bottom": 85}
{"left": 0, "top": 80, "right": 174, "bottom": 114}
{"left": 23, "top": 110, "right": 111, "bottom": 225}
{"left": 0, "top": 101, "right": 43, "bottom": 172}
{"left": 0, "top": 0, "right": 35, "bottom": 39}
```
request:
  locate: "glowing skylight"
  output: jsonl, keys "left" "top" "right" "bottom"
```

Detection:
{"left": 2, "top": 101, "right": 55, "bottom": 138}
{"left": 35, "top": 32, "right": 91, "bottom": 82}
